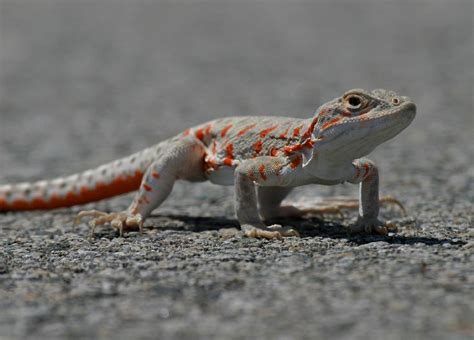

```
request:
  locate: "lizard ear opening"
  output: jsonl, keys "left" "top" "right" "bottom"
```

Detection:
{"left": 301, "top": 147, "right": 313, "bottom": 167}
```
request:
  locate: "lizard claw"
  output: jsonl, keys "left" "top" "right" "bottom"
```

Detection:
{"left": 349, "top": 218, "right": 398, "bottom": 236}
{"left": 75, "top": 210, "right": 144, "bottom": 237}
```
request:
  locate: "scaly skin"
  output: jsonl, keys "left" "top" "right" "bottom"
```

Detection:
{"left": 0, "top": 89, "right": 416, "bottom": 238}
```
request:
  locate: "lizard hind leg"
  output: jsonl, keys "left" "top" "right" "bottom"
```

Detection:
{"left": 75, "top": 136, "right": 207, "bottom": 237}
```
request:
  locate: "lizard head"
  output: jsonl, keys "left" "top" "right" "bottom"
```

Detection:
{"left": 307, "top": 88, "right": 416, "bottom": 161}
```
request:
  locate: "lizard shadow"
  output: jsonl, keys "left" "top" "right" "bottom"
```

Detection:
{"left": 148, "top": 214, "right": 465, "bottom": 247}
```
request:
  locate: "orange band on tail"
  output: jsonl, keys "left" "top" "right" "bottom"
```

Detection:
{"left": 0, "top": 170, "right": 143, "bottom": 211}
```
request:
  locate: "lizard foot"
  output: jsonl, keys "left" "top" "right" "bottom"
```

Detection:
{"left": 348, "top": 217, "right": 397, "bottom": 236}
{"left": 243, "top": 224, "right": 300, "bottom": 239}
{"left": 285, "top": 195, "right": 406, "bottom": 219}
{"left": 74, "top": 210, "right": 143, "bottom": 237}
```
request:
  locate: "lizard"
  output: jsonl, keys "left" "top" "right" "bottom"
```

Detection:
{"left": 0, "top": 89, "right": 416, "bottom": 239}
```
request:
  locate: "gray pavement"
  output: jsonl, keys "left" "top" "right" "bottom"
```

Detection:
{"left": 0, "top": 1, "right": 473, "bottom": 339}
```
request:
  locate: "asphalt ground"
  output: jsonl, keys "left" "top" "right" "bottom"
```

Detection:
{"left": 0, "top": 1, "right": 473, "bottom": 339}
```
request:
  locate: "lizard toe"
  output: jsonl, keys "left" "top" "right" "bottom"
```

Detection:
{"left": 244, "top": 228, "right": 283, "bottom": 239}
{"left": 77, "top": 210, "right": 143, "bottom": 237}
{"left": 267, "top": 224, "right": 300, "bottom": 237}
{"left": 243, "top": 224, "right": 300, "bottom": 239}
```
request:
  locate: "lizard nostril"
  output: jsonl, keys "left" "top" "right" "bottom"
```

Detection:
{"left": 392, "top": 97, "right": 400, "bottom": 105}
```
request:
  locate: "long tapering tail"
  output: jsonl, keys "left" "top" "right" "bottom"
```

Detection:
{"left": 0, "top": 146, "right": 159, "bottom": 211}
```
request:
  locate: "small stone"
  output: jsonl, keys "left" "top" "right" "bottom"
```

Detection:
{"left": 218, "top": 228, "right": 241, "bottom": 240}
{"left": 0, "top": 258, "right": 8, "bottom": 274}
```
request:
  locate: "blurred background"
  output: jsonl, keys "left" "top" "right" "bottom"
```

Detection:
{"left": 0, "top": 1, "right": 473, "bottom": 338}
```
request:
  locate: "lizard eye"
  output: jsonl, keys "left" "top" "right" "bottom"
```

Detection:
{"left": 345, "top": 95, "right": 363, "bottom": 110}
{"left": 391, "top": 97, "right": 400, "bottom": 105}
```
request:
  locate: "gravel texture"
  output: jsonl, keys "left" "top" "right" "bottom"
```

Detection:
{"left": 0, "top": 1, "right": 473, "bottom": 339}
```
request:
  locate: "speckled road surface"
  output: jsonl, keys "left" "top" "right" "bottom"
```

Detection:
{"left": 0, "top": 1, "right": 473, "bottom": 339}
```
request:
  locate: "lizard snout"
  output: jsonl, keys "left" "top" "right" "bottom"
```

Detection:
{"left": 401, "top": 102, "right": 416, "bottom": 121}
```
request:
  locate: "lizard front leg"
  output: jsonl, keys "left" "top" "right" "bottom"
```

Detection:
{"left": 76, "top": 137, "right": 206, "bottom": 236}
{"left": 234, "top": 157, "right": 300, "bottom": 239}
{"left": 259, "top": 159, "right": 403, "bottom": 235}
{"left": 347, "top": 158, "right": 398, "bottom": 235}
{"left": 255, "top": 158, "right": 404, "bottom": 236}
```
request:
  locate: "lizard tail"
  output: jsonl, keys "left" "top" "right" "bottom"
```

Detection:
{"left": 0, "top": 146, "right": 159, "bottom": 211}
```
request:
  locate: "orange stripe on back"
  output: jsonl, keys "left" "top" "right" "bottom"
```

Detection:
{"left": 279, "top": 126, "right": 290, "bottom": 139}
{"left": 258, "top": 164, "right": 267, "bottom": 180}
{"left": 237, "top": 124, "right": 257, "bottom": 137}
{"left": 254, "top": 140, "right": 263, "bottom": 155}
{"left": 195, "top": 128, "right": 205, "bottom": 141}
{"left": 283, "top": 143, "right": 304, "bottom": 155}
{"left": 220, "top": 124, "right": 233, "bottom": 138}
{"left": 223, "top": 143, "right": 234, "bottom": 166}
{"left": 292, "top": 125, "right": 303, "bottom": 137}
{"left": 302, "top": 117, "right": 318, "bottom": 139}
{"left": 259, "top": 125, "right": 278, "bottom": 138}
